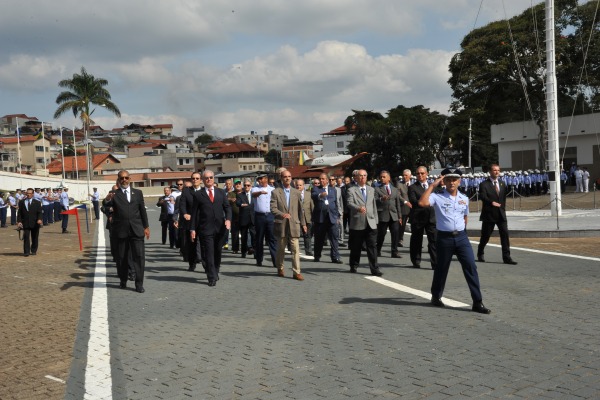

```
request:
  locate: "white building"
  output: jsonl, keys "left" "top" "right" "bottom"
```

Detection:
{"left": 491, "top": 113, "right": 600, "bottom": 178}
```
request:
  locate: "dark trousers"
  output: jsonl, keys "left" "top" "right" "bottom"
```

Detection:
{"left": 23, "top": 226, "right": 40, "bottom": 255}
{"left": 409, "top": 222, "right": 437, "bottom": 268}
{"left": 349, "top": 226, "right": 378, "bottom": 270}
{"left": 376, "top": 219, "right": 399, "bottom": 254}
{"left": 92, "top": 200, "right": 100, "bottom": 219}
{"left": 301, "top": 222, "right": 313, "bottom": 254}
{"left": 117, "top": 234, "right": 145, "bottom": 287}
{"left": 253, "top": 212, "right": 277, "bottom": 265}
{"left": 240, "top": 224, "right": 255, "bottom": 255}
{"left": 161, "top": 218, "right": 176, "bottom": 247}
{"left": 230, "top": 221, "right": 240, "bottom": 252}
{"left": 10, "top": 207, "right": 17, "bottom": 225}
{"left": 0, "top": 207, "right": 6, "bottom": 226}
{"left": 109, "top": 228, "right": 119, "bottom": 264}
{"left": 398, "top": 214, "right": 409, "bottom": 243}
{"left": 313, "top": 218, "right": 339, "bottom": 261}
{"left": 200, "top": 230, "right": 226, "bottom": 282}
{"left": 477, "top": 220, "right": 511, "bottom": 261}
{"left": 61, "top": 209, "right": 69, "bottom": 231}
{"left": 54, "top": 203, "right": 62, "bottom": 221}
{"left": 42, "top": 204, "right": 51, "bottom": 225}
{"left": 431, "top": 230, "right": 482, "bottom": 303}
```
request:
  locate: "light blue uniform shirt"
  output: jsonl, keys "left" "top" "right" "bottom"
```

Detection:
{"left": 251, "top": 185, "right": 274, "bottom": 213}
{"left": 428, "top": 190, "right": 469, "bottom": 232}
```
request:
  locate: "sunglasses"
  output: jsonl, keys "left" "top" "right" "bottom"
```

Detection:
{"left": 244, "top": 184, "right": 251, "bottom": 187}
{"left": 119, "top": 176, "right": 130, "bottom": 180}
{"left": 204, "top": 176, "right": 214, "bottom": 180}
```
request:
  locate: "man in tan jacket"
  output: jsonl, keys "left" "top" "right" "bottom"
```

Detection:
{"left": 270, "top": 170, "right": 307, "bottom": 280}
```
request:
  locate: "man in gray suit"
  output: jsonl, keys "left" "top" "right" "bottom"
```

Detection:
{"left": 375, "top": 170, "right": 403, "bottom": 258}
{"left": 295, "top": 179, "right": 314, "bottom": 256}
{"left": 271, "top": 170, "right": 307, "bottom": 280}
{"left": 347, "top": 169, "right": 382, "bottom": 276}
{"left": 396, "top": 169, "right": 413, "bottom": 248}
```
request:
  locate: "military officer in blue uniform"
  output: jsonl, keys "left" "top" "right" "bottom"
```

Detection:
{"left": 418, "top": 168, "right": 491, "bottom": 314}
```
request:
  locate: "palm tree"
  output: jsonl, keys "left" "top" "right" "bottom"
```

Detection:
{"left": 54, "top": 66, "right": 121, "bottom": 129}
{"left": 54, "top": 67, "right": 121, "bottom": 183}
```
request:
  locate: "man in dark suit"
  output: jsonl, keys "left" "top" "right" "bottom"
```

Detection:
{"left": 101, "top": 184, "right": 120, "bottom": 265}
{"left": 236, "top": 179, "right": 255, "bottom": 258}
{"left": 190, "top": 169, "right": 232, "bottom": 287}
{"left": 408, "top": 166, "right": 437, "bottom": 269}
{"left": 103, "top": 170, "right": 150, "bottom": 293}
{"left": 178, "top": 173, "right": 203, "bottom": 271}
{"left": 375, "top": 170, "right": 403, "bottom": 258}
{"left": 477, "top": 164, "right": 517, "bottom": 265}
{"left": 311, "top": 173, "right": 342, "bottom": 264}
{"left": 396, "top": 169, "right": 413, "bottom": 247}
{"left": 17, "top": 188, "right": 43, "bottom": 257}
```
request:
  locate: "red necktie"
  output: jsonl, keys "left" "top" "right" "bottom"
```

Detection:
{"left": 386, "top": 185, "right": 391, "bottom": 195}
{"left": 209, "top": 188, "right": 214, "bottom": 203}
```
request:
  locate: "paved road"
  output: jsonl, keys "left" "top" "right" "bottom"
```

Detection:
{"left": 65, "top": 208, "right": 600, "bottom": 399}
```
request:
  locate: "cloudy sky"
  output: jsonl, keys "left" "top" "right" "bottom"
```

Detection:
{"left": 1, "top": 0, "right": 540, "bottom": 140}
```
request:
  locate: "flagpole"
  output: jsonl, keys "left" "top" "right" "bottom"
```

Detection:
{"left": 73, "top": 126, "right": 79, "bottom": 181}
{"left": 16, "top": 117, "right": 22, "bottom": 185}
{"left": 42, "top": 122, "right": 47, "bottom": 176}
{"left": 60, "top": 126, "right": 65, "bottom": 182}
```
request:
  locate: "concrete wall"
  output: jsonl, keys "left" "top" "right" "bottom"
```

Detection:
{"left": 0, "top": 171, "right": 164, "bottom": 200}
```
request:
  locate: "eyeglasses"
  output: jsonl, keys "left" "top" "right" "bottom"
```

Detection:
{"left": 244, "top": 184, "right": 251, "bottom": 187}
{"left": 192, "top": 177, "right": 201, "bottom": 180}
{"left": 204, "top": 176, "right": 214, "bottom": 180}
{"left": 177, "top": 183, "right": 184, "bottom": 186}
{"left": 119, "top": 176, "right": 130, "bottom": 180}
{"left": 416, "top": 172, "right": 427, "bottom": 175}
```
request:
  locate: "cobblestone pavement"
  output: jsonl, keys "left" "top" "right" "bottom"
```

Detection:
{"left": 2, "top": 205, "right": 600, "bottom": 399}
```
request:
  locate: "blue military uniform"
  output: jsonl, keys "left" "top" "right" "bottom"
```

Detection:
{"left": 427, "top": 169, "right": 489, "bottom": 314}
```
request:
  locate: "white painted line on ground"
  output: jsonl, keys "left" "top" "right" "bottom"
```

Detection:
{"left": 84, "top": 219, "right": 112, "bottom": 399}
{"left": 468, "top": 241, "right": 600, "bottom": 262}
{"left": 45, "top": 375, "right": 66, "bottom": 384}
{"left": 365, "top": 276, "right": 469, "bottom": 308}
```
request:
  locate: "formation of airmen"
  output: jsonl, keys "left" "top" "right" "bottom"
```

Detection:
{"left": 0, "top": 187, "right": 71, "bottom": 230}
{"left": 394, "top": 169, "right": 566, "bottom": 198}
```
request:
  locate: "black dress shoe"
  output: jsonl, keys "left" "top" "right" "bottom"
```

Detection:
{"left": 119, "top": 282, "right": 127, "bottom": 289}
{"left": 241, "top": 253, "right": 246, "bottom": 258}
{"left": 188, "top": 264, "right": 196, "bottom": 272}
{"left": 377, "top": 250, "right": 382, "bottom": 257}
{"left": 31, "top": 252, "right": 36, "bottom": 256}
{"left": 256, "top": 262, "right": 263, "bottom": 267}
{"left": 391, "top": 252, "right": 402, "bottom": 258}
{"left": 504, "top": 259, "right": 518, "bottom": 265}
{"left": 370, "top": 268, "right": 383, "bottom": 277}
{"left": 305, "top": 251, "right": 313, "bottom": 256}
{"left": 135, "top": 286, "right": 145, "bottom": 293}
{"left": 350, "top": 266, "right": 358, "bottom": 273}
{"left": 412, "top": 263, "right": 421, "bottom": 268}
{"left": 477, "top": 254, "right": 485, "bottom": 262}
{"left": 431, "top": 297, "right": 445, "bottom": 307}
{"left": 128, "top": 273, "right": 135, "bottom": 281}
{"left": 24, "top": 253, "right": 29, "bottom": 257}
{"left": 313, "top": 258, "right": 320, "bottom": 262}
{"left": 331, "top": 259, "right": 343, "bottom": 264}
{"left": 208, "top": 280, "right": 216, "bottom": 287}
{"left": 472, "top": 302, "right": 491, "bottom": 314}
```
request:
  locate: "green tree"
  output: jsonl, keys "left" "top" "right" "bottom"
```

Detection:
{"left": 346, "top": 105, "right": 447, "bottom": 178}
{"left": 54, "top": 67, "right": 121, "bottom": 134}
{"left": 194, "top": 133, "right": 214, "bottom": 146}
{"left": 264, "top": 149, "right": 281, "bottom": 167}
{"left": 112, "top": 137, "right": 128, "bottom": 151}
{"left": 447, "top": 0, "right": 596, "bottom": 168}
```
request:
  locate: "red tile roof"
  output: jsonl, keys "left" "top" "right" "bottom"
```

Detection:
{"left": 47, "top": 154, "right": 119, "bottom": 174}
{"left": 322, "top": 125, "right": 357, "bottom": 136}
{"left": 207, "top": 142, "right": 258, "bottom": 154}
{"left": 0, "top": 135, "right": 40, "bottom": 144}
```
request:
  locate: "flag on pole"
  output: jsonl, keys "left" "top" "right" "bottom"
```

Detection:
{"left": 298, "top": 151, "right": 304, "bottom": 166}
{"left": 60, "top": 208, "right": 83, "bottom": 250}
